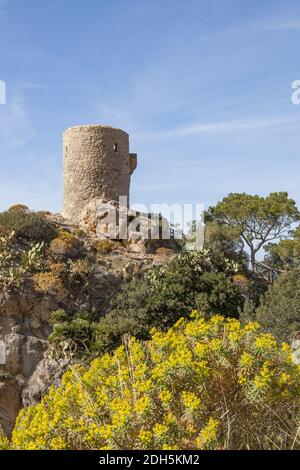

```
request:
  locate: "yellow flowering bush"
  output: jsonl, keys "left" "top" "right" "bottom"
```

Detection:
{"left": 93, "top": 239, "right": 120, "bottom": 255}
{"left": 49, "top": 231, "right": 81, "bottom": 258}
{"left": 0, "top": 431, "right": 10, "bottom": 450}
{"left": 233, "top": 273, "right": 250, "bottom": 286}
{"left": 11, "top": 312, "right": 300, "bottom": 450}
{"left": 32, "top": 272, "right": 68, "bottom": 299}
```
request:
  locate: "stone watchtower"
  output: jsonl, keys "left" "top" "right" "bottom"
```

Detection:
{"left": 63, "top": 125, "right": 137, "bottom": 222}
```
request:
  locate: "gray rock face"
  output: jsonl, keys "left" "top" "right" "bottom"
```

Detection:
{"left": 0, "top": 291, "right": 57, "bottom": 338}
{"left": 0, "top": 254, "right": 141, "bottom": 434}
{"left": 4, "top": 334, "right": 48, "bottom": 378}
{"left": 0, "top": 332, "right": 48, "bottom": 434}
{"left": 22, "top": 355, "right": 70, "bottom": 407}
{"left": 0, "top": 373, "right": 24, "bottom": 435}
{"left": 0, "top": 291, "right": 55, "bottom": 434}
{"left": 0, "top": 211, "right": 165, "bottom": 436}
{"left": 0, "top": 334, "right": 68, "bottom": 434}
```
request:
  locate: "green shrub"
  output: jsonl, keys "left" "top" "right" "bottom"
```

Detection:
{"left": 32, "top": 271, "right": 68, "bottom": 300}
{"left": 49, "top": 308, "right": 69, "bottom": 323}
{"left": 0, "top": 208, "right": 57, "bottom": 243}
{"left": 67, "top": 258, "right": 92, "bottom": 288}
{"left": 0, "top": 231, "right": 45, "bottom": 291}
{"left": 49, "top": 310, "right": 96, "bottom": 356}
{"left": 93, "top": 239, "right": 120, "bottom": 255}
{"left": 49, "top": 231, "right": 82, "bottom": 259}
{"left": 72, "top": 228, "right": 86, "bottom": 238}
{"left": 94, "top": 251, "right": 244, "bottom": 352}
{"left": 8, "top": 204, "right": 29, "bottom": 212}
{"left": 256, "top": 268, "right": 300, "bottom": 341}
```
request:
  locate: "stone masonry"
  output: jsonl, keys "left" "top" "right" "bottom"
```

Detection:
{"left": 63, "top": 125, "right": 137, "bottom": 222}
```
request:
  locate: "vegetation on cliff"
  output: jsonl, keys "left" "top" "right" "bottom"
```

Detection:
{"left": 7, "top": 313, "right": 300, "bottom": 450}
{"left": 1, "top": 191, "right": 300, "bottom": 450}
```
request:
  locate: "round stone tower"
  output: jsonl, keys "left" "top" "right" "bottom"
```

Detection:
{"left": 63, "top": 124, "right": 137, "bottom": 222}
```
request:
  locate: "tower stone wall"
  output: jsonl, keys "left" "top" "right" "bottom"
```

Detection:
{"left": 63, "top": 124, "right": 137, "bottom": 222}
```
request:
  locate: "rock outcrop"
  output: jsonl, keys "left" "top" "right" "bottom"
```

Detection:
{"left": 0, "top": 212, "right": 173, "bottom": 435}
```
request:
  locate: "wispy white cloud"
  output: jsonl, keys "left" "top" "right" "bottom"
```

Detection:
{"left": 257, "top": 18, "right": 300, "bottom": 32}
{"left": 135, "top": 116, "right": 295, "bottom": 142}
{"left": 196, "top": 15, "right": 300, "bottom": 38}
{"left": 0, "top": 93, "right": 36, "bottom": 153}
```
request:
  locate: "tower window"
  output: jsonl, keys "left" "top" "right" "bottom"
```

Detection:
{"left": 114, "top": 143, "right": 118, "bottom": 152}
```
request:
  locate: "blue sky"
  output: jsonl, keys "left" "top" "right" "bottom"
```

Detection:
{"left": 0, "top": 0, "right": 300, "bottom": 213}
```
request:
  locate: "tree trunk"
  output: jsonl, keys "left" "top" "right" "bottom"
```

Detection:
{"left": 250, "top": 250, "right": 256, "bottom": 272}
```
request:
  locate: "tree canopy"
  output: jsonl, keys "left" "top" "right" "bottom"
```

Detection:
{"left": 207, "top": 192, "right": 299, "bottom": 271}
{"left": 264, "top": 225, "right": 300, "bottom": 270}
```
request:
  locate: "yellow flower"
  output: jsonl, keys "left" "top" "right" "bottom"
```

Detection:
{"left": 255, "top": 333, "right": 277, "bottom": 350}
{"left": 196, "top": 418, "right": 219, "bottom": 449}
{"left": 209, "top": 338, "right": 222, "bottom": 351}
{"left": 238, "top": 375, "right": 247, "bottom": 385}
{"left": 164, "top": 412, "right": 176, "bottom": 425}
{"left": 181, "top": 391, "right": 201, "bottom": 411}
{"left": 174, "top": 317, "right": 185, "bottom": 328}
{"left": 10, "top": 314, "right": 300, "bottom": 451}
{"left": 169, "top": 347, "right": 192, "bottom": 367}
{"left": 153, "top": 423, "right": 168, "bottom": 438}
{"left": 194, "top": 342, "right": 208, "bottom": 358}
{"left": 135, "top": 396, "right": 151, "bottom": 415}
{"left": 190, "top": 309, "right": 203, "bottom": 319}
{"left": 159, "top": 390, "right": 172, "bottom": 403}
{"left": 240, "top": 352, "right": 254, "bottom": 369}
{"left": 209, "top": 315, "right": 225, "bottom": 325}
{"left": 244, "top": 321, "right": 260, "bottom": 332}
{"left": 281, "top": 342, "right": 291, "bottom": 353}
{"left": 162, "top": 444, "right": 179, "bottom": 450}
{"left": 228, "top": 331, "right": 240, "bottom": 343}
{"left": 278, "top": 372, "right": 292, "bottom": 386}
{"left": 254, "top": 361, "right": 273, "bottom": 390}
{"left": 226, "top": 318, "right": 241, "bottom": 331}
{"left": 139, "top": 430, "right": 152, "bottom": 445}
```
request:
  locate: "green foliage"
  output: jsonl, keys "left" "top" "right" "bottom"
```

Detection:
{"left": 204, "top": 220, "right": 248, "bottom": 270}
{"left": 93, "top": 239, "right": 120, "bottom": 255}
{"left": 264, "top": 225, "right": 300, "bottom": 270}
{"left": 32, "top": 271, "right": 68, "bottom": 300}
{"left": 72, "top": 228, "right": 86, "bottom": 238}
{"left": 0, "top": 231, "right": 45, "bottom": 291}
{"left": 208, "top": 192, "right": 299, "bottom": 270}
{"left": 8, "top": 204, "right": 29, "bottom": 212}
{"left": 67, "top": 258, "right": 93, "bottom": 289}
{"left": 93, "top": 251, "right": 244, "bottom": 352}
{"left": 0, "top": 207, "right": 57, "bottom": 243}
{"left": 48, "top": 251, "right": 244, "bottom": 356}
{"left": 256, "top": 268, "right": 300, "bottom": 341}
{"left": 48, "top": 310, "right": 96, "bottom": 356}
{"left": 49, "top": 308, "right": 68, "bottom": 323}
{"left": 11, "top": 314, "right": 300, "bottom": 450}
{"left": 21, "top": 242, "right": 45, "bottom": 270}
{"left": 49, "top": 231, "right": 82, "bottom": 259}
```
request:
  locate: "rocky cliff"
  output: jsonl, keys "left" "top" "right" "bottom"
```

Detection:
{"left": 0, "top": 209, "right": 175, "bottom": 434}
